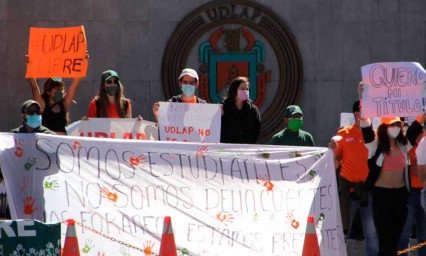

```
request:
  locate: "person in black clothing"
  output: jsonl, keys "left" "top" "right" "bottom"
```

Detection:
{"left": 220, "top": 77, "right": 260, "bottom": 144}
{"left": 26, "top": 54, "right": 86, "bottom": 135}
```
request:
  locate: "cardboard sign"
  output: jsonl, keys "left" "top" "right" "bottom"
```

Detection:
{"left": 0, "top": 133, "right": 345, "bottom": 256}
{"left": 361, "top": 62, "right": 426, "bottom": 118}
{"left": 26, "top": 26, "right": 88, "bottom": 78}
{"left": 66, "top": 118, "right": 159, "bottom": 140}
{"left": 158, "top": 102, "right": 221, "bottom": 142}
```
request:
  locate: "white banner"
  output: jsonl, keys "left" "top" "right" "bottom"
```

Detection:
{"left": 158, "top": 102, "right": 221, "bottom": 143}
{"left": 361, "top": 62, "right": 426, "bottom": 118}
{"left": 66, "top": 118, "right": 159, "bottom": 140}
{"left": 0, "top": 133, "right": 345, "bottom": 256}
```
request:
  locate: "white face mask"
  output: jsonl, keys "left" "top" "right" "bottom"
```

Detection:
{"left": 387, "top": 126, "right": 401, "bottom": 138}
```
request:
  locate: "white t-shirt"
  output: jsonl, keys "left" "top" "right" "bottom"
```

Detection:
{"left": 417, "top": 137, "right": 426, "bottom": 165}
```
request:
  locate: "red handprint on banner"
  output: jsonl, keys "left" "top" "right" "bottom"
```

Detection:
{"left": 14, "top": 139, "right": 24, "bottom": 157}
{"left": 196, "top": 145, "right": 209, "bottom": 158}
{"left": 216, "top": 211, "right": 235, "bottom": 225}
{"left": 72, "top": 141, "right": 82, "bottom": 150}
{"left": 143, "top": 240, "right": 156, "bottom": 256}
{"left": 23, "top": 196, "right": 38, "bottom": 215}
{"left": 100, "top": 187, "right": 118, "bottom": 202}
{"left": 129, "top": 153, "right": 147, "bottom": 167}
{"left": 286, "top": 212, "right": 300, "bottom": 229}
{"left": 256, "top": 175, "right": 274, "bottom": 191}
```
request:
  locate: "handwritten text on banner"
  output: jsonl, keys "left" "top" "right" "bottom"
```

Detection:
{"left": 0, "top": 133, "right": 345, "bottom": 256}
{"left": 26, "top": 26, "right": 88, "bottom": 78}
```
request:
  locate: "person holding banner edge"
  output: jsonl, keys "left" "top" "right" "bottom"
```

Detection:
{"left": 1, "top": 100, "right": 55, "bottom": 219}
{"left": 152, "top": 68, "right": 206, "bottom": 122}
{"left": 219, "top": 76, "right": 261, "bottom": 144}
{"left": 328, "top": 99, "right": 378, "bottom": 256}
{"left": 26, "top": 53, "right": 87, "bottom": 135}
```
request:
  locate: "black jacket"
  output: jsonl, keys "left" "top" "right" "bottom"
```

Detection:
{"left": 220, "top": 99, "right": 261, "bottom": 144}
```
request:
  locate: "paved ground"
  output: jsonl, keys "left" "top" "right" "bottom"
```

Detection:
{"left": 346, "top": 239, "right": 420, "bottom": 256}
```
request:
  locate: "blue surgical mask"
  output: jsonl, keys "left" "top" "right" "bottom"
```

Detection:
{"left": 181, "top": 84, "right": 196, "bottom": 97}
{"left": 26, "top": 114, "right": 42, "bottom": 129}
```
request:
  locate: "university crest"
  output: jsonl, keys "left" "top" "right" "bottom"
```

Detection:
{"left": 162, "top": 0, "right": 303, "bottom": 142}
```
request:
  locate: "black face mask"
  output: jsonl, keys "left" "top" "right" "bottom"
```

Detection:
{"left": 53, "top": 91, "right": 63, "bottom": 102}
{"left": 105, "top": 86, "right": 118, "bottom": 96}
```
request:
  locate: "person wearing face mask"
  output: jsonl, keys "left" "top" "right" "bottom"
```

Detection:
{"left": 27, "top": 77, "right": 81, "bottom": 135}
{"left": 10, "top": 100, "right": 55, "bottom": 134}
{"left": 26, "top": 54, "right": 86, "bottom": 135}
{"left": 219, "top": 77, "right": 260, "bottom": 144}
{"left": 361, "top": 116, "right": 412, "bottom": 256}
{"left": 152, "top": 68, "right": 206, "bottom": 122}
{"left": 268, "top": 105, "right": 314, "bottom": 146}
{"left": 2, "top": 100, "right": 55, "bottom": 220}
{"left": 86, "top": 70, "right": 133, "bottom": 118}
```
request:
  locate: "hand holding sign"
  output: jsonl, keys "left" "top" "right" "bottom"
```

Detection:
{"left": 26, "top": 26, "right": 88, "bottom": 78}
{"left": 361, "top": 62, "right": 426, "bottom": 118}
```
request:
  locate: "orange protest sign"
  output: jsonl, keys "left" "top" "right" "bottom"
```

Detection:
{"left": 26, "top": 26, "right": 88, "bottom": 78}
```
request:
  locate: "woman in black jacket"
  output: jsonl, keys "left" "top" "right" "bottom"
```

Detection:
{"left": 220, "top": 77, "right": 261, "bottom": 144}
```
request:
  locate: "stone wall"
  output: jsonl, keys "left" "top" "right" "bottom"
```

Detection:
{"left": 1, "top": 0, "right": 425, "bottom": 146}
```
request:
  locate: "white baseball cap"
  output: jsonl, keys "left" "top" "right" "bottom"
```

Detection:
{"left": 178, "top": 68, "right": 199, "bottom": 81}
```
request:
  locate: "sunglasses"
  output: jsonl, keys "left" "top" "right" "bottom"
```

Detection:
{"left": 24, "top": 109, "right": 42, "bottom": 115}
{"left": 106, "top": 79, "right": 119, "bottom": 85}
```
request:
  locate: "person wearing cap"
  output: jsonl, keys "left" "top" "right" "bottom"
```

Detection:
{"left": 268, "top": 105, "right": 314, "bottom": 146}
{"left": 152, "top": 68, "right": 206, "bottom": 122}
{"left": 361, "top": 115, "right": 413, "bottom": 256}
{"left": 2, "top": 100, "right": 54, "bottom": 219}
{"left": 329, "top": 100, "right": 378, "bottom": 256}
{"left": 10, "top": 100, "right": 55, "bottom": 134}
{"left": 26, "top": 54, "right": 86, "bottom": 135}
{"left": 86, "top": 70, "right": 133, "bottom": 118}
{"left": 219, "top": 77, "right": 260, "bottom": 144}
{"left": 398, "top": 113, "right": 426, "bottom": 255}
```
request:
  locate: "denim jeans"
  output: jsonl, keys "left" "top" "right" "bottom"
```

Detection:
{"left": 399, "top": 189, "right": 426, "bottom": 256}
{"left": 347, "top": 193, "right": 379, "bottom": 256}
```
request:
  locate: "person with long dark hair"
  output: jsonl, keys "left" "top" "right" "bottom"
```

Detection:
{"left": 87, "top": 70, "right": 132, "bottom": 118}
{"left": 220, "top": 77, "right": 260, "bottom": 144}
{"left": 362, "top": 116, "right": 411, "bottom": 256}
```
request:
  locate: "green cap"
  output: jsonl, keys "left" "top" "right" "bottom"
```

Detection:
{"left": 102, "top": 70, "right": 120, "bottom": 81}
{"left": 284, "top": 105, "right": 303, "bottom": 117}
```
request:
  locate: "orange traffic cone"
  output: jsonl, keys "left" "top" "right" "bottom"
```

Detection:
{"left": 302, "top": 216, "right": 320, "bottom": 256}
{"left": 158, "top": 216, "right": 177, "bottom": 256}
{"left": 62, "top": 219, "right": 80, "bottom": 256}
